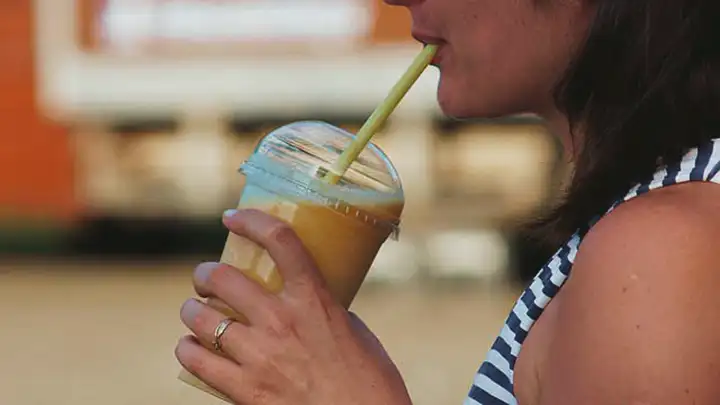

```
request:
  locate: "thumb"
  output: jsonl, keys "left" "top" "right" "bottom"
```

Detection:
{"left": 222, "top": 209, "right": 325, "bottom": 290}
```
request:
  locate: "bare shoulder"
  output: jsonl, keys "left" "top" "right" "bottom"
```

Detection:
{"left": 578, "top": 181, "right": 720, "bottom": 276}
{"left": 539, "top": 182, "right": 720, "bottom": 405}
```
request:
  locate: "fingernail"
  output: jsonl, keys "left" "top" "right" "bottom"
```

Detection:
{"left": 223, "top": 209, "right": 238, "bottom": 218}
{"left": 195, "top": 262, "right": 215, "bottom": 284}
{"left": 181, "top": 298, "right": 202, "bottom": 322}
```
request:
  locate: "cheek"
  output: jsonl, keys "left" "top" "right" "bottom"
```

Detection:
{"left": 437, "top": 40, "right": 540, "bottom": 118}
{"left": 437, "top": 18, "right": 564, "bottom": 118}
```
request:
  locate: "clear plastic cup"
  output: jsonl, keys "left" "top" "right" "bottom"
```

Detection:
{"left": 179, "top": 121, "right": 404, "bottom": 401}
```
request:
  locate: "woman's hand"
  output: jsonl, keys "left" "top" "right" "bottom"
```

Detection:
{"left": 175, "top": 209, "right": 412, "bottom": 405}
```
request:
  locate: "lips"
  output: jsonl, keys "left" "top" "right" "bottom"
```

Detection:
{"left": 411, "top": 32, "right": 445, "bottom": 47}
{"left": 411, "top": 32, "right": 446, "bottom": 65}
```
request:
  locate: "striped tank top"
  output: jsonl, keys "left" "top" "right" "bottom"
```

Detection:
{"left": 465, "top": 138, "right": 720, "bottom": 405}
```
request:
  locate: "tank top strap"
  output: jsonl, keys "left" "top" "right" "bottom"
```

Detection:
{"left": 607, "top": 138, "right": 720, "bottom": 214}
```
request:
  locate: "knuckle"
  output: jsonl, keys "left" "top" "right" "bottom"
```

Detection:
{"left": 182, "top": 303, "right": 213, "bottom": 335}
{"left": 264, "top": 222, "right": 297, "bottom": 247}
{"left": 206, "top": 264, "right": 233, "bottom": 289}
{"left": 191, "top": 310, "right": 211, "bottom": 333}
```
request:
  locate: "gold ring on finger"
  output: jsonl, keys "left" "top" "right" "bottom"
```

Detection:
{"left": 212, "top": 318, "right": 235, "bottom": 353}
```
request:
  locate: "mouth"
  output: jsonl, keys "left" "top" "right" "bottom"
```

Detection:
{"left": 411, "top": 32, "right": 445, "bottom": 46}
{"left": 411, "top": 32, "right": 446, "bottom": 65}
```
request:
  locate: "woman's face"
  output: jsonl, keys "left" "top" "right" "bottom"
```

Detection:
{"left": 384, "top": 0, "right": 594, "bottom": 119}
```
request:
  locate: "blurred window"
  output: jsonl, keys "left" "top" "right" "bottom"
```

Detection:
{"left": 96, "top": 0, "right": 372, "bottom": 53}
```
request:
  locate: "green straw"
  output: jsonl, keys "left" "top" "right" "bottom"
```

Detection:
{"left": 324, "top": 45, "right": 438, "bottom": 184}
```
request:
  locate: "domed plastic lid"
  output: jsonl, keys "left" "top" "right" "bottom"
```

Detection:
{"left": 240, "top": 121, "right": 404, "bottom": 238}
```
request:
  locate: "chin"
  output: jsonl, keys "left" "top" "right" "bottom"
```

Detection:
{"left": 436, "top": 75, "right": 525, "bottom": 120}
{"left": 438, "top": 97, "right": 506, "bottom": 120}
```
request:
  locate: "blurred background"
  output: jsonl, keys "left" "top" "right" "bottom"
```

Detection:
{"left": 0, "top": 1, "right": 568, "bottom": 404}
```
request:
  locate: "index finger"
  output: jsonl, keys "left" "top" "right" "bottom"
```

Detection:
{"left": 222, "top": 208, "right": 325, "bottom": 293}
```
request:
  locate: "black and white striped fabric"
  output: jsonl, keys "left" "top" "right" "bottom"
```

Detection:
{"left": 465, "top": 138, "right": 720, "bottom": 405}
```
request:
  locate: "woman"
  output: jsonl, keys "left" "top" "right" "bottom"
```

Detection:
{"left": 175, "top": 1, "right": 720, "bottom": 404}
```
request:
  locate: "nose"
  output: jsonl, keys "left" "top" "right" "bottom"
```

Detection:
{"left": 383, "top": 0, "right": 423, "bottom": 6}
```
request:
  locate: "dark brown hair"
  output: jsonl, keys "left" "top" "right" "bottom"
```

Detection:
{"left": 532, "top": 1, "right": 720, "bottom": 245}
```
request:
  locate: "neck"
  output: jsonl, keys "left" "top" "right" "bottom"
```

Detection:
{"left": 540, "top": 109, "right": 579, "bottom": 163}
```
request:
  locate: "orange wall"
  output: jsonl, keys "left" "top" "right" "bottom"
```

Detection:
{"left": 370, "top": 0, "right": 413, "bottom": 44}
{"left": 0, "top": 2, "right": 76, "bottom": 221}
